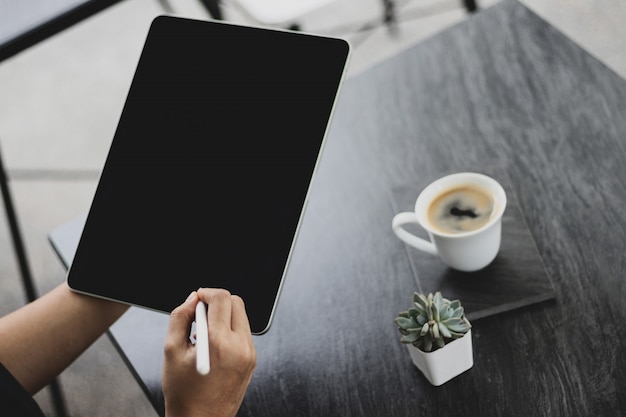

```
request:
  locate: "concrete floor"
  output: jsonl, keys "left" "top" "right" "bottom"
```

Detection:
{"left": 1, "top": 0, "right": 625, "bottom": 415}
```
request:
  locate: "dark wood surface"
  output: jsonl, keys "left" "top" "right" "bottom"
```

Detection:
{"left": 50, "top": 0, "right": 626, "bottom": 415}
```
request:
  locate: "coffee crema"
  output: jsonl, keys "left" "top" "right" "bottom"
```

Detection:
{"left": 426, "top": 185, "right": 494, "bottom": 234}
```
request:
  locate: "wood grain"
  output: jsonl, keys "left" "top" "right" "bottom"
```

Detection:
{"left": 238, "top": 1, "right": 626, "bottom": 415}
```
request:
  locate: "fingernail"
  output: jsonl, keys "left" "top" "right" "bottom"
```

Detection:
{"left": 186, "top": 291, "right": 196, "bottom": 302}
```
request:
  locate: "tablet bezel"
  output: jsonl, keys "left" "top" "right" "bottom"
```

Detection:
{"left": 66, "top": 15, "right": 351, "bottom": 335}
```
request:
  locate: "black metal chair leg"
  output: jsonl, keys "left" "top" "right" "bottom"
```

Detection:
{"left": 464, "top": 0, "right": 478, "bottom": 13}
{"left": 0, "top": 148, "right": 38, "bottom": 301}
{"left": 0, "top": 145, "right": 69, "bottom": 417}
{"left": 198, "top": 0, "right": 223, "bottom": 20}
{"left": 48, "top": 379, "right": 69, "bottom": 417}
{"left": 382, "top": 0, "right": 398, "bottom": 34}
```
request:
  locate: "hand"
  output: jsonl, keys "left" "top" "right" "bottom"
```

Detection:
{"left": 162, "top": 288, "right": 256, "bottom": 417}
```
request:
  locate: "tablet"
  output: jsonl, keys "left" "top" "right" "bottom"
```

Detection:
{"left": 66, "top": 15, "right": 350, "bottom": 335}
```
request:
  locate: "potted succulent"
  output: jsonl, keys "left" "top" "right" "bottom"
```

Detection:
{"left": 394, "top": 291, "right": 473, "bottom": 386}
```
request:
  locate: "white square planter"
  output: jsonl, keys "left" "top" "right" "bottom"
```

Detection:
{"left": 407, "top": 329, "right": 474, "bottom": 386}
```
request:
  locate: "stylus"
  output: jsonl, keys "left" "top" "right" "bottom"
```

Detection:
{"left": 195, "top": 301, "right": 210, "bottom": 375}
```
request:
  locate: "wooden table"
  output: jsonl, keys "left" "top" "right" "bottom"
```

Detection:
{"left": 51, "top": 0, "right": 626, "bottom": 415}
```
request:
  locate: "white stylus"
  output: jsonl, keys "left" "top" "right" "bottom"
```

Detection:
{"left": 195, "top": 301, "right": 210, "bottom": 375}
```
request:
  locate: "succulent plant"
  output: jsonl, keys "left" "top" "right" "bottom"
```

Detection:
{"left": 394, "top": 291, "right": 471, "bottom": 352}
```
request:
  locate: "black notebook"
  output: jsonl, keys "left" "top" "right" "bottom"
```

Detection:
{"left": 67, "top": 16, "right": 350, "bottom": 334}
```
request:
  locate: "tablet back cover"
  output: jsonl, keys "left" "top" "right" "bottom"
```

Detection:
{"left": 67, "top": 15, "right": 350, "bottom": 334}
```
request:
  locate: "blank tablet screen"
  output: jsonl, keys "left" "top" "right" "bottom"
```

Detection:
{"left": 66, "top": 15, "right": 350, "bottom": 334}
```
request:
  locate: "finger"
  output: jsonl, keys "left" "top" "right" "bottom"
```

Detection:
{"left": 166, "top": 291, "right": 198, "bottom": 346}
{"left": 198, "top": 288, "right": 232, "bottom": 331}
{"left": 230, "top": 295, "right": 252, "bottom": 335}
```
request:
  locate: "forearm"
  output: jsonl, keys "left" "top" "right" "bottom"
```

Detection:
{"left": 0, "top": 282, "right": 129, "bottom": 394}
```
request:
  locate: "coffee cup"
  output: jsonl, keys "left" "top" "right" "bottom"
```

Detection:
{"left": 392, "top": 172, "right": 507, "bottom": 272}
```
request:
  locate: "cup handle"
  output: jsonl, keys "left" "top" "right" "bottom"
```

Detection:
{"left": 392, "top": 212, "right": 438, "bottom": 256}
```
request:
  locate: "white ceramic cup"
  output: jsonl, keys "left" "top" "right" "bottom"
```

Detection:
{"left": 392, "top": 172, "right": 507, "bottom": 272}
